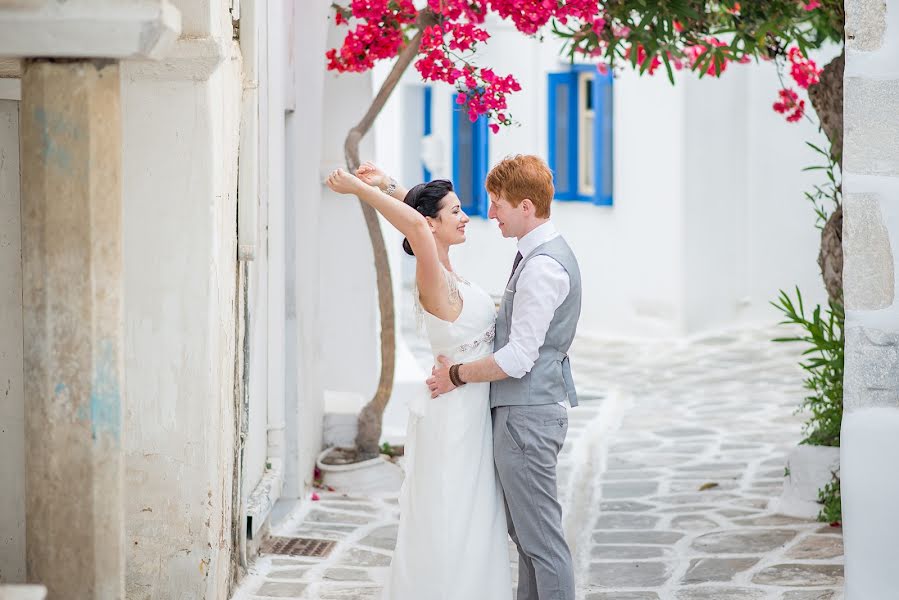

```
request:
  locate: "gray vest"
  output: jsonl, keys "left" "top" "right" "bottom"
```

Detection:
{"left": 490, "top": 236, "right": 582, "bottom": 408}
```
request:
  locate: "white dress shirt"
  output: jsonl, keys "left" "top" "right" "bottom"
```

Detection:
{"left": 493, "top": 222, "right": 571, "bottom": 383}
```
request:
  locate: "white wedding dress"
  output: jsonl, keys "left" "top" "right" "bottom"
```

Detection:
{"left": 382, "top": 271, "right": 513, "bottom": 600}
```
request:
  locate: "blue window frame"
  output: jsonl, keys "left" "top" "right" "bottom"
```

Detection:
{"left": 548, "top": 66, "right": 613, "bottom": 205}
{"left": 422, "top": 86, "right": 432, "bottom": 182}
{"left": 452, "top": 99, "right": 489, "bottom": 217}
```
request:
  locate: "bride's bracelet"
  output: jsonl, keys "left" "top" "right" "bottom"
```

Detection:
{"left": 381, "top": 177, "right": 398, "bottom": 196}
{"left": 449, "top": 364, "right": 466, "bottom": 387}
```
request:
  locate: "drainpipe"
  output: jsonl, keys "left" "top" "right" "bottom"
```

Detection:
{"left": 236, "top": 0, "right": 258, "bottom": 569}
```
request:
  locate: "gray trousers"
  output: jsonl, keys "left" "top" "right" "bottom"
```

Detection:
{"left": 493, "top": 404, "right": 575, "bottom": 600}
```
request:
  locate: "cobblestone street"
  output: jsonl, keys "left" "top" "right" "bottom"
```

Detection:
{"left": 232, "top": 326, "right": 844, "bottom": 600}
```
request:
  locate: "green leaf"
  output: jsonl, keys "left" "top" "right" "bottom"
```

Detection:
{"left": 660, "top": 49, "right": 676, "bottom": 84}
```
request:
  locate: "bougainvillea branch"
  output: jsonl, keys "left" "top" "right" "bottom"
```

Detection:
{"left": 327, "top": 0, "right": 841, "bottom": 130}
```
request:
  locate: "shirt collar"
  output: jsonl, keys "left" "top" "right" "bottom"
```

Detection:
{"left": 517, "top": 221, "right": 557, "bottom": 258}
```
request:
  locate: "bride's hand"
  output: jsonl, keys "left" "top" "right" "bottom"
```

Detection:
{"left": 326, "top": 168, "right": 367, "bottom": 195}
{"left": 355, "top": 161, "right": 387, "bottom": 189}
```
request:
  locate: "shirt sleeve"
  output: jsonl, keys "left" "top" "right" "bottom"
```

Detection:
{"left": 493, "top": 255, "right": 570, "bottom": 378}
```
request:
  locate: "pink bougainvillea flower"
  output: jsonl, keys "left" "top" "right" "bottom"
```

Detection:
{"left": 682, "top": 37, "right": 731, "bottom": 76}
{"left": 773, "top": 88, "right": 805, "bottom": 122}
{"left": 632, "top": 45, "right": 662, "bottom": 75}
{"left": 787, "top": 47, "right": 822, "bottom": 89}
{"left": 311, "top": 492, "right": 320, "bottom": 501}
{"left": 803, "top": 0, "right": 821, "bottom": 11}
{"left": 327, "top": 0, "right": 610, "bottom": 132}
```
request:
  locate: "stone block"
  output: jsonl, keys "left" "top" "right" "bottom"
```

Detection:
{"left": 323, "top": 568, "right": 371, "bottom": 582}
{"left": 843, "top": 193, "right": 894, "bottom": 310}
{"left": 781, "top": 591, "right": 837, "bottom": 600}
{"left": 359, "top": 525, "right": 398, "bottom": 551}
{"left": 785, "top": 535, "right": 843, "bottom": 560}
{"left": 591, "top": 545, "right": 670, "bottom": 560}
{"left": 691, "top": 529, "right": 797, "bottom": 554}
{"left": 845, "top": 78, "right": 899, "bottom": 176}
{"left": 680, "top": 558, "right": 759, "bottom": 584}
{"left": 600, "top": 482, "right": 659, "bottom": 499}
{"left": 256, "top": 581, "right": 308, "bottom": 597}
{"left": 751, "top": 564, "right": 843, "bottom": 587}
{"left": 675, "top": 589, "right": 765, "bottom": 600}
{"left": 844, "top": 327, "right": 899, "bottom": 411}
{"left": 589, "top": 561, "right": 672, "bottom": 587}
{"left": 846, "top": 0, "right": 887, "bottom": 51}
{"left": 593, "top": 531, "right": 684, "bottom": 545}
{"left": 670, "top": 515, "right": 718, "bottom": 531}
{"left": 594, "top": 514, "right": 660, "bottom": 530}
{"left": 587, "top": 592, "right": 659, "bottom": 600}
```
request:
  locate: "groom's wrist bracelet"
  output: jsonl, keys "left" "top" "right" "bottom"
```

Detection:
{"left": 449, "top": 364, "right": 466, "bottom": 387}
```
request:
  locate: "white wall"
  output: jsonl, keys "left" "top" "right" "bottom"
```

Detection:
{"left": 0, "top": 96, "right": 24, "bottom": 584}
{"left": 121, "top": 1, "right": 240, "bottom": 596}
{"left": 285, "top": 0, "right": 329, "bottom": 499}
{"left": 684, "top": 56, "right": 833, "bottom": 331}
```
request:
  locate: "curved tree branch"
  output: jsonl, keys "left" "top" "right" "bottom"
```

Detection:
{"left": 345, "top": 8, "right": 438, "bottom": 458}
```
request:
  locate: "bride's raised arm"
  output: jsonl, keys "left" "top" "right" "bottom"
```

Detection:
{"left": 325, "top": 168, "right": 448, "bottom": 309}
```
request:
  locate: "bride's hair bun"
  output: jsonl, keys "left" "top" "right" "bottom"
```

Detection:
{"left": 401, "top": 179, "right": 454, "bottom": 256}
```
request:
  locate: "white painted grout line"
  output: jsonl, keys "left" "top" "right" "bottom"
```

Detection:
{"left": 570, "top": 387, "right": 630, "bottom": 599}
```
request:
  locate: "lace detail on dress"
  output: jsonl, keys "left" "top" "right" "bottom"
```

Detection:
{"left": 412, "top": 266, "right": 468, "bottom": 329}
{"left": 457, "top": 324, "right": 495, "bottom": 354}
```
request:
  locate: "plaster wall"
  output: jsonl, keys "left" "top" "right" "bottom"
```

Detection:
{"left": 120, "top": 9, "right": 241, "bottom": 596}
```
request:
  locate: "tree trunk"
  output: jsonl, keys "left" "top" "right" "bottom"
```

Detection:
{"left": 344, "top": 10, "right": 437, "bottom": 459}
{"left": 819, "top": 206, "right": 843, "bottom": 303}
{"left": 807, "top": 51, "right": 844, "bottom": 303}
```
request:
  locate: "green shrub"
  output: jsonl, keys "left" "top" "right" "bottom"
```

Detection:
{"left": 817, "top": 473, "right": 842, "bottom": 525}
{"left": 772, "top": 288, "right": 843, "bottom": 447}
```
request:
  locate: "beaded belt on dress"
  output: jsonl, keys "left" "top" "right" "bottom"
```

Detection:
{"left": 456, "top": 324, "right": 496, "bottom": 354}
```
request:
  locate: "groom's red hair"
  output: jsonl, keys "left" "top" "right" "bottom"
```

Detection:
{"left": 485, "top": 155, "right": 554, "bottom": 218}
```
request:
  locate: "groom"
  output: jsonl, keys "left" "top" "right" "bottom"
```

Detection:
{"left": 427, "top": 154, "right": 581, "bottom": 600}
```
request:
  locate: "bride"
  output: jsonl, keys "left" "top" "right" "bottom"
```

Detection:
{"left": 326, "top": 163, "right": 512, "bottom": 600}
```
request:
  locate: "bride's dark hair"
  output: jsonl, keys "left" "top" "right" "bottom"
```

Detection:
{"left": 401, "top": 179, "right": 454, "bottom": 256}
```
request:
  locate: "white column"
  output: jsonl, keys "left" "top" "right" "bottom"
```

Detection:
{"left": 20, "top": 56, "right": 126, "bottom": 600}
{"left": 841, "top": 2, "right": 899, "bottom": 598}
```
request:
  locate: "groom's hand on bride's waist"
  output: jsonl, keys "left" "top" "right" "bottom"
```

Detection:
{"left": 426, "top": 355, "right": 457, "bottom": 398}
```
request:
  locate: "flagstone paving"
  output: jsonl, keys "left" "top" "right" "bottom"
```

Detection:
{"left": 232, "top": 326, "right": 844, "bottom": 600}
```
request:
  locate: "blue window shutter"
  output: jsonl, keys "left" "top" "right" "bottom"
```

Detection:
{"left": 422, "top": 86, "right": 432, "bottom": 182}
{"left": 548, "top": 71, "right": 577, "bottom": 200}
{"left": 594, "top": 72, "right": 614, "bottom": 206}
{"left": 452, "top": 99, "right": 489, "bottom": 217}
